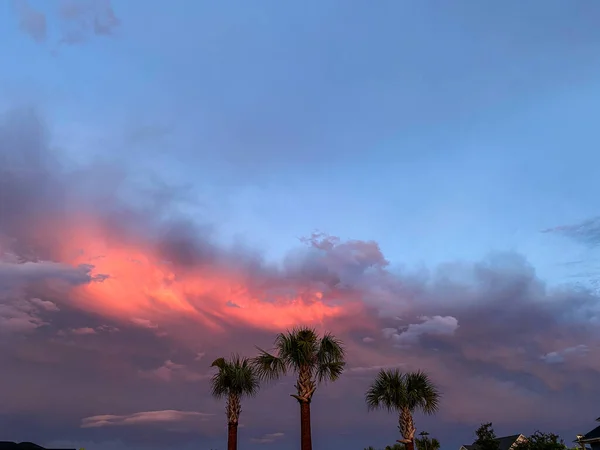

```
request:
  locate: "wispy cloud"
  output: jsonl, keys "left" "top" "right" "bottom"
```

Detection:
{"left": 541, "top": 344, "right": 590, "bottom": 364}
{"left": 251, "top": 432, "right": 285, "bottom": 444}
{"left": 130, "top": 318, "right": 159, "bottom": 329}
{"left": 542, "top": 217, "right": 600, "bottom": 247}
{"left": 348, "top": 364, "right": 406, "bottom": 374}
{"left": 57, "top": 325, "right": 119, "bottom": 336}
{"left": 139, "top": 360, "right": 209, "bottom": 382}
{"left": 0, "top": 297, "right": 59, "bottom": 333}
{"left": 80, "top": 410, "right": 213, "bottom": 428}
{"left": 70, "top": 327, "right": 97, "bottom": 335}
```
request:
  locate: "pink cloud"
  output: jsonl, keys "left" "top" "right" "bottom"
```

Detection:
{"left": 81, "top": 410, "right": 213, "bottom": 429}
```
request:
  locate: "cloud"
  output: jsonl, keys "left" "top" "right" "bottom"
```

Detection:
{"left": 81, "top": 410, "right": 213, "bottom": 429}
{"left": 387, "top": 315, "right": 459, "bottom": 345}
{"left": 0, "top": 258, "right": 98, "bottom": 287}
{"left": 542, "top": 217, "right": 600, "bottom": 247}
{"left": 29, "top": 297, "right": 60, "bottom": 312}
{"left": 12, "top": 0, "right": 46, "bottom": 43}
{"left": 348, "top": 364, "right": 405, "bottom": 374}
{"left": 57, "top": 325, "right": 119, "bottom": 336}
{"left": 130, "top": 318, "right": 159, "bottom": 329}
{"left": 139, "top": 360, "right": 208, "bottom": 383}
{"left": 71, "top": 327, "right": 97, "bottom": 335}
{"left": 251, "top": 432, "right": 285, "bottom": 444}
{"left": 9, "top": 0, "right": 119, "bottom": 48}
{"left": 541, "top": 344, "right": 590, "bottom": 364}
{"left": 0, "top": 297, "right": 59, "bottom": 333}
{"left": 58, "top": 0, "right": 120, "bottom": 45}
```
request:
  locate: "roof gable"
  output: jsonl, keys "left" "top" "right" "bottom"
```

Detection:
{"left": 462, "top": 434, "right": 525, "bottom": 450}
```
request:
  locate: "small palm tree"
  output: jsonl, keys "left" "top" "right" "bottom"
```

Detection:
{"left": 385, "top": 444, "right": 405, "bottom": 450}
{"left": 416, "top": 434, "right": 441, "bottom": 450}
{"left": 210, "top": 354, "right": 260, "bottom": 450}
{"left": 365, "top": 369, "right": 440, "bottom": 450}
{"left": 253, "top": 327, "right": 345, "bottom": 450}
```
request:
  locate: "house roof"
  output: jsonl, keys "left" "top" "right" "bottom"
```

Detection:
{"left": 462, "top": 434, "right": 524, "bottom": 450}
{"left": 581, "top": 425, "right": 600, "bottom": 443}
{"left": 0, "top": 443, "right": 75, "bottom": 450}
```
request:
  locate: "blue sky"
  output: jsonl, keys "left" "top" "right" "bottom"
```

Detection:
{"left": 2, "top": 2, "right": 600, "bottom": 450}
{"left": 6, "top": 1, "right": 600, "bottom": 281}
{"left": 2, "top": 0, "right": 599, "bottom": 278}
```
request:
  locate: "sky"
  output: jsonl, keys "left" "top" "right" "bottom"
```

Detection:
{"left": 1, "top": 1, "right": 600, "bottom": 450}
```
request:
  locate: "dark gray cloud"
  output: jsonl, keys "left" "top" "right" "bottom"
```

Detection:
{"left": 12, "top": 0, "right": 47, "bottom": 43}
{"left": 9, "top": 0, "right": 119, "bottom": 47}
{"left": 0, "top": 259, "right": 99, "bottom": 286}
{"left": 58, "top": 0, "right": 120, "bottom": 45}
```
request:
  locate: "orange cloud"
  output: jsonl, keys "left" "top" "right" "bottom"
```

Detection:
{"left": 53, "top": 217, "right": 364, "bottom": 333}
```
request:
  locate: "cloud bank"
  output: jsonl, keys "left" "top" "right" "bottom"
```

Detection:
{"left": 0, "top": 108, "right": 599, "bottom": 449}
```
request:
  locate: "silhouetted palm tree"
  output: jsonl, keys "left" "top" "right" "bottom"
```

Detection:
{"left": 253, "top": 327, "right": 345, "bottom": 450}
{"left": 210, "top": 354, "right": 260, "bottom": 450}
{"left": 416, "top": 433, "right": 441, "bottom": 450}
{"left": 365, "top": 369, "right": 440, "bottom": 450}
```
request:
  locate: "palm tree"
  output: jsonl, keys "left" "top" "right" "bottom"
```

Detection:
{"left": 210, "top": 354, "right": 260, "bottom": 450}
{"left": 253, "top": 327, "right": 346, "bottom": 450}
{"left": 416, "top": 433, "right": 441, "bottom": 450}
{"left": 365, "top": 369, "right": 440, "bottom": 450}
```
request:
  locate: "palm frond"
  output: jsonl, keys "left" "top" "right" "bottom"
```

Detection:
{"left": 318, "top": 332, "right": 345, "bottom": 362}
{"left": 210, "top": 357, "right": 227, "bottom": 369}
{"left": 252, "top": 347, "right": 287, "bottom": 381}
{"left": 316, "top": 360, "right": 345, "bottom": 383}
{"left": 405, "top": 370, "right": 441, "bottom": 415}
{"left": 316, "top": 333, "right": 346, "bottom": 383}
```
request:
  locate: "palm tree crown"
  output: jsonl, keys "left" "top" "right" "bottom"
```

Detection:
{"left": 365, "top": 369, "right": 440, "bottom": 414}
{"left": 365, "top": 369, "right": 440, "bottom": 450}
{"left": 210, "top": 354, "right": 260, "bottom": 401}
{"left": 253, "top": 326, "right": 345, "bottom": 399}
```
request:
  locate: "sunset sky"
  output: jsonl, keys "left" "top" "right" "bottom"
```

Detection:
{"left": 1, "top": 1, "right": 600, "bottom": 450}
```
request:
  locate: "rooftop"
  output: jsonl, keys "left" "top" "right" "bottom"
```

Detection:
{"left": 462, "top": 434, "right": 524, "bottom": 450}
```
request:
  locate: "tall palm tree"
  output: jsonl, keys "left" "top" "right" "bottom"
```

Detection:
{"left": 365, "top": 369, "right": 440, "bottom": 450}
{"left": 252, "top": 327, "right": 346, "bottom": 450}
{"left": 210, "top": 354, "right": 260, "bottom": 450}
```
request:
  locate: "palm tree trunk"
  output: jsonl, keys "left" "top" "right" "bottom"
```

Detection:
{"left": 226, "top": 393, "right": 241, "bottom": 450}
{"left": 397, "top": 408, "right": 416, "bottom": 450}
{"left": 300, "top": 400, "right": 313, "bottom": 450}
{"left": 227, "top": 422, "right": 238, "bottom": 450}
